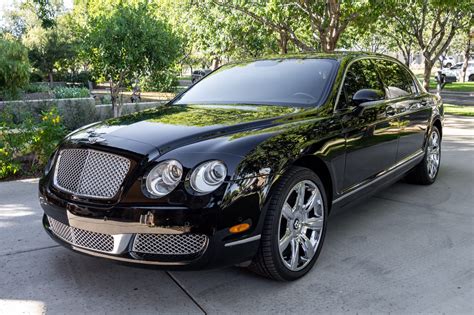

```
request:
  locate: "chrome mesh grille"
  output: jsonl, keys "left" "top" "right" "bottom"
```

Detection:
{"left": 132, "top": 233, "right": 207, "bottom": 255}
{"left": 54, "top": 149, "right": 130, "bottom": 199}
{"left": 48, "top": 216, "right": 114, "bottom": 253}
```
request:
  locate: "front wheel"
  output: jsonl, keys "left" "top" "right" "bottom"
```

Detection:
{"left": 406, "top": 126, "right": 441, "bottom": 185}
{"left": 249, "top": 166, "right": 328, "bottom": 281}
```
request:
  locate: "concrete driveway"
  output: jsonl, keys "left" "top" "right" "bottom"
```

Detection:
{"left": 1, "top": 116, "right": 473, "bottom": 314}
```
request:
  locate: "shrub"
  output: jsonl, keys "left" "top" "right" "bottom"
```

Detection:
{"left": 0, "top": 107, "right": 66, "bottom": 179}
{"left": 53, "top": 87, "right": 90, "bottom": 99}
{"left": 141, "top": 71, "right": 179, "bottom": 93}
{"left": 23, "top": 83, "right": 50, "bottom": 93}
{"left": 0, "top": 38, "right": 31, "bottom": 100}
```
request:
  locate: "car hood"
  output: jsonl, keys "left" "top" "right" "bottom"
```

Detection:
{"left": 67, "top": 104, "right": 302, "bottom": 155}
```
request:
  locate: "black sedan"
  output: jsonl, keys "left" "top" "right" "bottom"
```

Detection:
{"left": 39, "top": 52, "right": 443, "bottom": 281}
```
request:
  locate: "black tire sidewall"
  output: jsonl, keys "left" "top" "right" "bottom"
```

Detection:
{"left": 266, "top": 167, "right": 329, "bottom": 281}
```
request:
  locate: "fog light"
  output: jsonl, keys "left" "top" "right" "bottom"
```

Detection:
{"left": 229, "top": 223, "right": 250, "bottom": 234}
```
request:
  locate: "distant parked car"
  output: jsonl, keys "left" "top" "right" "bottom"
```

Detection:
{"left": 440, "top": 62, "right": 463, "bottom": 83}
{"left": 439, "top": 61, "right": 474, "bottom": 83}
{"left": 465, "top": 61, "right": 474, "bottom": 82}
{"left": 440, "top": 56, "right": 455, "bottom": 68}
{"left": 191, "top": 69, "right": 211, "bottom": 83}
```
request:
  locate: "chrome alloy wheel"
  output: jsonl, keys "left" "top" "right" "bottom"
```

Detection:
{"left": 427, "top": 129, "right": 440, "bottom": 179}
{"left": 278, "top": 180, "right": 324, "bottom": 271}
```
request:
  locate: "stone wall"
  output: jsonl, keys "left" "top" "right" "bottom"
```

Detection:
{"left": 0, "top": 98, "right": 166, "bottom": 130}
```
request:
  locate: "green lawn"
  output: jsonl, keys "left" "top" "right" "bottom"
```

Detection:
{"left": 444, "top": 104, "right": 474, "bottom": 117}
{"left": 429, "top": 81, "right": 474, "bottom": 92}
{"left": 414, "top": 74, "right": 474, "bottom": 92}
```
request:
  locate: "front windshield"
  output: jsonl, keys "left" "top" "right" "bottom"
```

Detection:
{"left": 175, "top": 58, "right": 338, "bottom": 107}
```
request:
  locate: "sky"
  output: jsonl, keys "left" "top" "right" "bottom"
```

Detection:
{"left": 0, "top": 0, "right": 74, "bottom": 27}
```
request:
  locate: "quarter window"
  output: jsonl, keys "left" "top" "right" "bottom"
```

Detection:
{"left": 338, "top": 59, "right": 384, "bottom": 109}
{"left": 377, "top": 60, "right": 417, "bottom": 98}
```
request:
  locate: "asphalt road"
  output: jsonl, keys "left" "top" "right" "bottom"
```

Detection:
{"left": 436, "top": 91, "right": 474, "bottom": 106}
{"left": 0, "top": 116, "right": 473, "bottom": 314}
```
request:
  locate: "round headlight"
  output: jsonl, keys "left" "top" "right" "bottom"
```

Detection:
{"left": 189, "top": 160, "right": 227, "bottom": 193}
{"left": 145, "top": 160, "right": 183, "bottom": 197}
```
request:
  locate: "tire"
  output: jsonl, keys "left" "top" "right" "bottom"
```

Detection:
{"left": 248, "top": 166, "right": 328, "bottom": 281}
{"left": 405, "top": 126, "right": 441, "bottom": 185}
{"left": 469, "top": 74, "right": 474, "bottom": 82}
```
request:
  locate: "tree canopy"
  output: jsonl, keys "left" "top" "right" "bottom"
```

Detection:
{"left": 0, "top": 37, "right": 31, "bottom": 99}
{"left": 83, "top": 1, "right": 182, "bottom": 116}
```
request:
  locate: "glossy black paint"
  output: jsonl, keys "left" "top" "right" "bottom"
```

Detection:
{"left": 39, "top": 52, "right": 443, "bottom": 269}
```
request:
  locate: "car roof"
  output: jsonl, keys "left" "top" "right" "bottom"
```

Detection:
{"left": 234, "top": 51, "right": 403, "bottom": 65}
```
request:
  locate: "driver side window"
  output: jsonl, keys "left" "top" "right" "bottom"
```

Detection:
{"left": 338, "top": 59, "right": 384, "bottom": 109}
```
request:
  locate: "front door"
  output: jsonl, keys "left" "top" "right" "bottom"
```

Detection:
{"left": 336, "top": 59, "right": 400, "bottom": 191}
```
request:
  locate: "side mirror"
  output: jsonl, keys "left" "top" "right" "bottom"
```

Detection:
{"left": 352, "top": 89, "right": 385, "bottom": 106}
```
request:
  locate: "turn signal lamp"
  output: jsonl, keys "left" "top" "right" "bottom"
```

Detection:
{"left": 229, "top": 223, "right": 250, "bottom": 234}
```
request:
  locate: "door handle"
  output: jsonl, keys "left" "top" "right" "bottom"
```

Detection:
{"left": 386, "top": 106, "right": 396, "bottom": 116}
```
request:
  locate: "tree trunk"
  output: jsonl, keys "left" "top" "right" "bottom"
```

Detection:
{"left": 461, "top": 35, "right": 471, "bottom": 82}
{"left": 321, "top": 35, "right": 337, "bottom": 53}
{"left": 212, "top": 57, "right": 221, "bottom": 69}
{"left": 110, "top": 79, "right": 120, "bottom": 118}
{"left": 404, "top": 48, "right": 412, "bottom": 67}
{"left": 48, "top": 72, "right": 54, "bottom": 86}
{"left": 279, "top": 32, "right": 288, "bottom": 54}
{"left": 423, "top": 58, "right": 433, "bottom": 91}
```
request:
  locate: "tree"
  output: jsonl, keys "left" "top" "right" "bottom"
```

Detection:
{"left": 0, "top": 37, "right": 31, "bottom": 100}
{"left": 210, "top": 0, "right": 380, "bottom": 53}
{"left": 384, "top": 0, "right": 472, "bottom": 90}
{"left": 460, "top": 28, "right": 474, "bottom": 82}
{"left": 22, "top": 22, "right": 77, "bottom": 84}
{"left": 84, "top": 2, "right": 182, "bottom": 117}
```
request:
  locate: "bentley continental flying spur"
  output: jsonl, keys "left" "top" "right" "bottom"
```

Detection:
{"left": 40, "top": 52, "right": 443, "bottom": 280}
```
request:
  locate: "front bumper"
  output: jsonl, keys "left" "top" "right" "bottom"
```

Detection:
{"left": 39, "top": 184, "right": 265, "bottom": 269}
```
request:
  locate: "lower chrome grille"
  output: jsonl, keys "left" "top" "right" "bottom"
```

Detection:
{"left": 132, "top": 233, "right": 208, "bottom": 255}
{"left": 48, "top": 216, "right": 114, "bottom": 253}
{"left": 53, "top": 148, "right": 131, "bottom": 199}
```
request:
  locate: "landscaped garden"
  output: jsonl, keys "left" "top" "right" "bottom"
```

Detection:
{"left": 0, "top": 0, "right": 472, "bottom": 181}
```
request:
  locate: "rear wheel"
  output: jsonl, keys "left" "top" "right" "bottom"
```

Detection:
{"left": 249, "top": 166, "right": 328, "bottom": 281}
{"left": 406, "top": 126, "right": 441, "bottom": 185}
{"left": 469, "top": 74, "right": 474, "bottom": 82}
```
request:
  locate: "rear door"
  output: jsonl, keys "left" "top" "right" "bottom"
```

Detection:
{"left": 376, "top": 59, "right": 431, "bottom": 161}
{"left": 336, "top": 59, "right": 400, "bottom": 190}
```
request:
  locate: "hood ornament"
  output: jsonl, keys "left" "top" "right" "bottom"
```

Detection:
{"left": 86, "top": 130, "right": 106, "bottom": 144}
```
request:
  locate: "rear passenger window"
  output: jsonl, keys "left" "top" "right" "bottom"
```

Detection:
{"left": 377, "top": 60, "right": 417, "bottom": 98}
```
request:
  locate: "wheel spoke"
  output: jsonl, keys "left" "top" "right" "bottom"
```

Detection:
{"left": 303, "top": 217, "right": 323, "bottom": 230}
{"left": 290, "top": 238, "right": 299, "bottom": 269}
{"left": 300, "top": 234, "right": 315, "bottom": 259}
{"left": 279, "top": 229, "right": 292, "bottom": 253}
{"left": 295, "top": 183, "right": 305, "bottom": 210}
{"left": 282, "top": 202, "right": 294, "bottom": 220}
{"left": 303, "top": 190, "right": 318, "bottom": 212}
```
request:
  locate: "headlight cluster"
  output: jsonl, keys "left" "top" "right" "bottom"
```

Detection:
{"left": 145, "top": 160, "right": 227, "bottom": 197}
{"left": 146, "top": 160, "right": 183, "bottom": 197}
